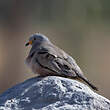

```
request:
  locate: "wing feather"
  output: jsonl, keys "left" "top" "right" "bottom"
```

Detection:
{"left": 36, "top": 47, "right": 77, "bottom": 77}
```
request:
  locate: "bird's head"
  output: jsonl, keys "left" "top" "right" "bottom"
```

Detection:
{"left": 25, "top": 33, "right": 50, "bottom": 46}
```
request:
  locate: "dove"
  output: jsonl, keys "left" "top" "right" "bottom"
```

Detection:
{"left": 25, "top": 33, "right": 98, "bottom": 91}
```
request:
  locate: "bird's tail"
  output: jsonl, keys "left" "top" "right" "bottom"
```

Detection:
{"left": 75, "top": 74, "right": 98, "bottom": 91}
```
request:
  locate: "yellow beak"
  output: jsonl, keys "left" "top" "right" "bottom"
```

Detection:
{"left": 25, "top": 41, "right": 32, "bottom": 46}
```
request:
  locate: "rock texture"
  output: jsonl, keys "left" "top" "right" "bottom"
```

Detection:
{"left": 0, "top": 76, "right": 110, "bottom": 110}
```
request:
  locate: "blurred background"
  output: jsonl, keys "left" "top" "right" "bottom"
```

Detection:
{"left": 0, "top": 0, "right": 110, "bottom": 99}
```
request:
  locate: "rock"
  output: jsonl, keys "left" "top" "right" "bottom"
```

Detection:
{"left": 0, "top": 76, "right": 110, "bottom": 110}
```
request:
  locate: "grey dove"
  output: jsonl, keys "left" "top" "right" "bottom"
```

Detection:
{"left": 25, "top": 33, "right": 98, "bottom": 91}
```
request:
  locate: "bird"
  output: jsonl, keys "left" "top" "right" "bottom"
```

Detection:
{"left": 25, "top": 33, "right": 98, "bottom": 91}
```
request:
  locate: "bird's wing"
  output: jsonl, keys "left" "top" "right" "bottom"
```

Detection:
{"left": 35, "top": 46, "right": 78, "bottom": 77}
{"left": 65, "top": 54, "right": 84, "bottom": 75}
{"left": 52, "top": 44, "right": 84, "bottom": 76}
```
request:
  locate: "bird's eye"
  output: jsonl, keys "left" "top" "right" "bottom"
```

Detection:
{"left": 34, "top": 38, "right": 36, "bottom": 40}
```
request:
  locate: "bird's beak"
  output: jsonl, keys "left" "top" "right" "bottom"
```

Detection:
{"left": 25, "top": 41, "right": 32, "bottom": 46}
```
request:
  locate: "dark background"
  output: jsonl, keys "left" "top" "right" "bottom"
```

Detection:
{"left": 0, "top": 0, "right": 110, "bottom": 99}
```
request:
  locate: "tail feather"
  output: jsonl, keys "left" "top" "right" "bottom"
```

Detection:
{"left": 76, "top": 74, "right": 98, "bottom": 91}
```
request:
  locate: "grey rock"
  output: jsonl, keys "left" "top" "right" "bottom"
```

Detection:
{"left": 0, "top": 76, "right": 110, "bottom": 110}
